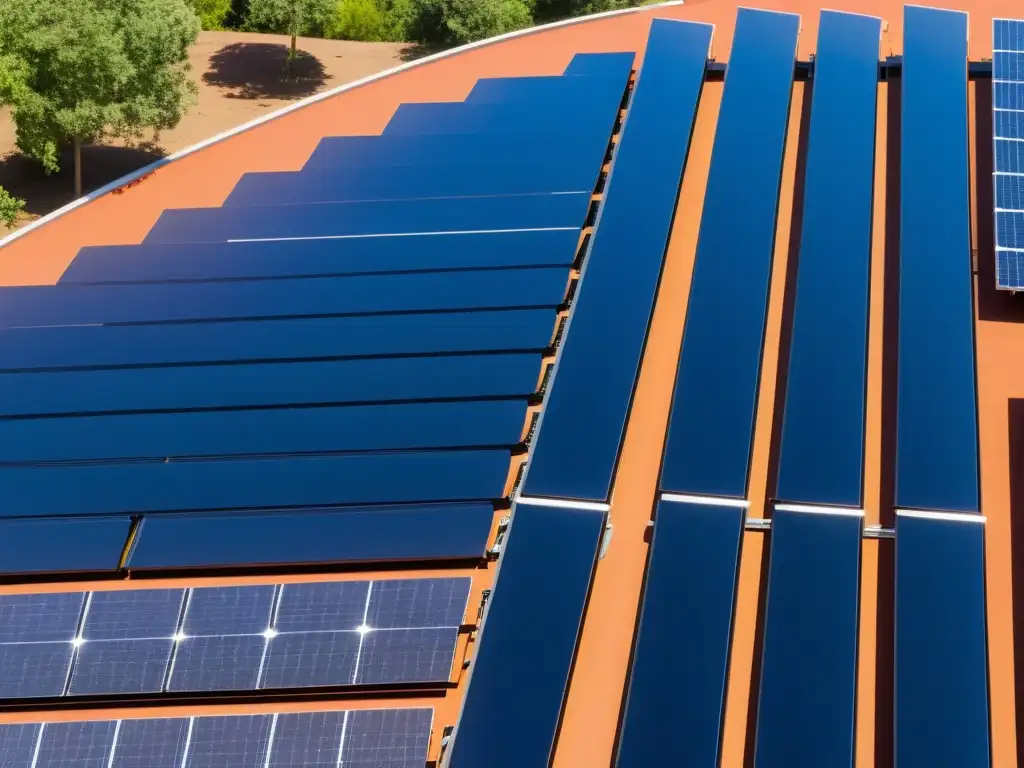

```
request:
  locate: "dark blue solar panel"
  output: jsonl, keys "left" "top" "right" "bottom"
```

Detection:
{"left": 995, "top": 18, "right": 1024, "bottom": 50}
{"left": 126, "top": 502, "right": 495, "bottom": 570}
{"left": 82, "top": 589, "right": 185, "bottom": 639}
{"left": 266, "top": 712, "right": 345, "bottom": 767}
{"left": 898, "top": 6, "right": 978, "bottom": 514}
{"left": 68, "top": 638, "right": 174, "bottom": 695}
{"left": 775, "top": 11, "right": 880, "bottom": 507}
{"left": 0, "top": 449, "right": 511, "bottom": 517}
{"left": 997, "top": 210, "right": 1024, "bottom": 248}
{"left": 183, "top": 586, "right": 275, "bottom": 635}
{"left": 0, "top": 354, "right": 542, "bottom": 417}
{"left": 0, "top": 517, "right": 131, "bottom": 575}
{"left": 0, "top": 309, "right": 556, "bottom": 372}
{"left": 111, "top": 718, "right": 189, "bottom": 768}
{"left": 186, "top": 715, "right": 273, "bottom": 768}
{"left": 342, "top": 709, "right": 432, "bottom": 768}
{"left": 259, "top": 631, "right": 361, "bottom": 689}
{"left": 521, "top": 19, "right": 712, "bottom": 502}
{"left": 616, "top": 500, "right": 744, "bottom": 767}
{"left": 0, "top": 723, "right": 40, "bottom": 765}
{"left": 0, "top": 400, "right": 528, "bottom": 463}
{"left": 753, "top": 509, "right": 862, "bottom": 767}
{"left": 999, "top": 249, "right": 1024, "bottom": 289}
{"left": 274, "top": 582, "right": 368, "bottom": 633}
{"left": 35, "top": 721, "right": 117, "bottom": 768}
{"left": 304, "top": 134, "right": 607, "bottom": 172}
{"left": 996, "top": 173, "right": 1024, "bottom": 211}
{"left": 0, "top": 644, "right": 73, "bottom": 698}
{"left": 0, "top": 267, "right": 570, "bottom": 329}
{"left": 381, "top": 102, "right": 617, "bottom": 137}
{"left": 167, "top": 635, "right": 266, "bottom": 692}
{"left": 143, "top": 195, "right": 588, "bottom": 244}
{"left": 354, "top": 627, "right": 458, "bottom": 684}
{"left": 365, "top": 577, "right": 471, "bottom": 629}
{"left": 895, "top": 514, "right": 989, "bottom": 767}
{"left": 660, "top": 8, "right": 800, "bottom": 499}
{"left": 0, "top": 592, "right": 85, "bottom": 642}
{"left": 562, "top": 52, "right": 635, "bottom": 76}
{"left": 994, "top": 109, "right": 1024, "bottom": 139}
{"left": 466, "top": 75, "right": 625, "bottom": 103}
{"left": 993, "top": 81, "right": 1024, "bottom": 109}
{"left": 63, "top": 229, "right": 580, "bottom": 283}
{"left": 447, "top": 502, "right": 604, "bottom": 767}
{"left": 996, "top": 135, "right": 1024, "bottom": 173}
{"left": 225, "top": 167, "right": 598, "bottom": 205}
{"left": 995, "top": 51, "right": 1024, "bottom": 80}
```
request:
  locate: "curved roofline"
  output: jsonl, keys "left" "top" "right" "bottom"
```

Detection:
{"left": 0, "top": 0, "right": 685, "bottom": 251}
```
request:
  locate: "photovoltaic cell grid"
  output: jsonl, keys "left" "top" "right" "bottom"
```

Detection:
{"left": 994, "top": 18, "right": 1024, "bottom": 289}
{"left": 0, "top": 709, "right": 432, "bottom": 768}
{"left": 0, "top": 578, "right": 470, "bottom": 700}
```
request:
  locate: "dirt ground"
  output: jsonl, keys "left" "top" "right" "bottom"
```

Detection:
{"left": 0, "top": 31, "right": 418, "bottom": 235}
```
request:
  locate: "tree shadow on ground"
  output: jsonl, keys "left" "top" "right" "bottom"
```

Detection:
{"left": 0, "top": 143, "right": 165, "bottom": 218}
{"left": 399, "top": 43, "right": 440, "bottom": 62}
{"left": 204, "top": 43, "right": 330, "bottom": 99}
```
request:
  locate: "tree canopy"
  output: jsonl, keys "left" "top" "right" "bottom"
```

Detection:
{"left": 0, "top": 0, "right": 200, "bottom": 201}
{"left": 246, "top": 0, "right": 336, "bottom": 56}
{"left": 407, "top": 0, "right": 532, "bottom": 46}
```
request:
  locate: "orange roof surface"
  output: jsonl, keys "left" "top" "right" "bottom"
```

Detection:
{"left": 0, "top": 1, "right": 1021, "bottom": 766}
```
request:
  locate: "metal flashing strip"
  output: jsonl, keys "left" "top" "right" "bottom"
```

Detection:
{"left": 773, "top": 503, "right": 865, "bottom": 518}
{"left": 660, "top": 492, "right": 749, "bottom": 508}
{"left": 514, "top": 496, "right": 611, "bottom": 512}
{"left": 896, "top": 508, "right": 987, "bottom": 524}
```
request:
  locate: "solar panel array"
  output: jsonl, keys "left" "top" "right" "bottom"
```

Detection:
{"left": 994, "top": 18, "right": 1024, "bottom": 288}
{"left": 0, "top": 53, "right": 634, "bottom": 577}
{"left": 0, "top": 578, "right": 470, "bottom": 699}
{"left": 0, "top": 708, "right": 432, "bottom": 768}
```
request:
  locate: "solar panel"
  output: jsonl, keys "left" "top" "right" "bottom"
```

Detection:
{"left": 35, "top": 721, "right": 117, "bottom": 768}
{"left": 342, "top": 709, "right": 433, "bottom": 768}
{"left": 266, "top": 711, "right": 346, "bottom": 767}
{"left": 142, "top": 194, "right": 587, "bottom": 244}
{"left": 68, "top": 589, "right": 185, "bottom": 696}
{"left": 993, "top": 18, "right": 1024, "bottom": 289}
{"left": 0, "top": 449, "right": 512, "bottom": 517}
{"left": 0, "top": 267, "right": 570, "bottom": 329}
{"left": 110, "top": 718, "right": 189, "bottom": 768}
{"left": 0, "top": 723, "right": 40, "bottom": 765}
{"left": 61, "top": 229, "right": 580, "bottom": 284}
{"left": 126, "top": 503, "right": 495, "bottom": 571}
{"left": 0, "top": 308, "right": 556, "bottom": 372}
{"left": 0, "top": 400, "right": 528, "bottom": 464}
{"left": 0, "top": 579, "right": 469, "bottom": 700}
{"left": 186, "top": 714, "right": 273, "bottom": 768}
{"left": 0, "top": 710, "right": 432, "bottom": 768}
{"left": 0, "top": 354, "right": 543, "bottom": 417}
{"left": 519, "top": 19, "right": 713, "bottom": 503}
{"left": 0, "top": 517, "right": 131, "bottom": 576}
{"left": 0, "top": 592, "right": 84, "bottom": 699}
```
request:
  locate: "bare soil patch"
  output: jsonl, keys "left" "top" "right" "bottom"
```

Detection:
{"left": 0, "top": 31, "right": 419, "bottom": 235}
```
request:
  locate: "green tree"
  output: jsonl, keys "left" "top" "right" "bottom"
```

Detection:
{"left": 327, "top": 0, "right": 387, "bottom": 41}
{"left": 0, "top": 187, "right": 24, "bottom": 229}
{"left": 409, "top": 0, "right": 531, "bottom": 46}
{"left": 189, "top": 0, "right": 233, "bottom": 28}
{"left": 533, "top": 0, "right": 638, "bottom": 22}
{"left": 246, "top": 0, "right": 335, "bottom": 58}
{"left": 0, "top": 0, "right": 200, "bottom": 199}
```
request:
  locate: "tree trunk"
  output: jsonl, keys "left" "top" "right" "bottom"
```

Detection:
{"left": 73, "top": 137, "right": 82, "bottom": 199}
{"left": 290, "top": 33, "right": 297, "bottom": 60}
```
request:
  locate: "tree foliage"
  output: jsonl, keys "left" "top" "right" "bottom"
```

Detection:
{"left": 189, "top": 0, "right": 233, "bottom": 29}
{"left": 326, "top": 0, "right": 387, "bottom": 41}
{"left": 0, "top": 0, "right": 200, "bottom": 196}
{"left": 246, "top": 0, "right": 335, "bottom": 54}
{"left": 0, "top": 187, "right": 24, "bottom": 229}
{"left": 408, "top": 0, "right": 531, "bottom": 46}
